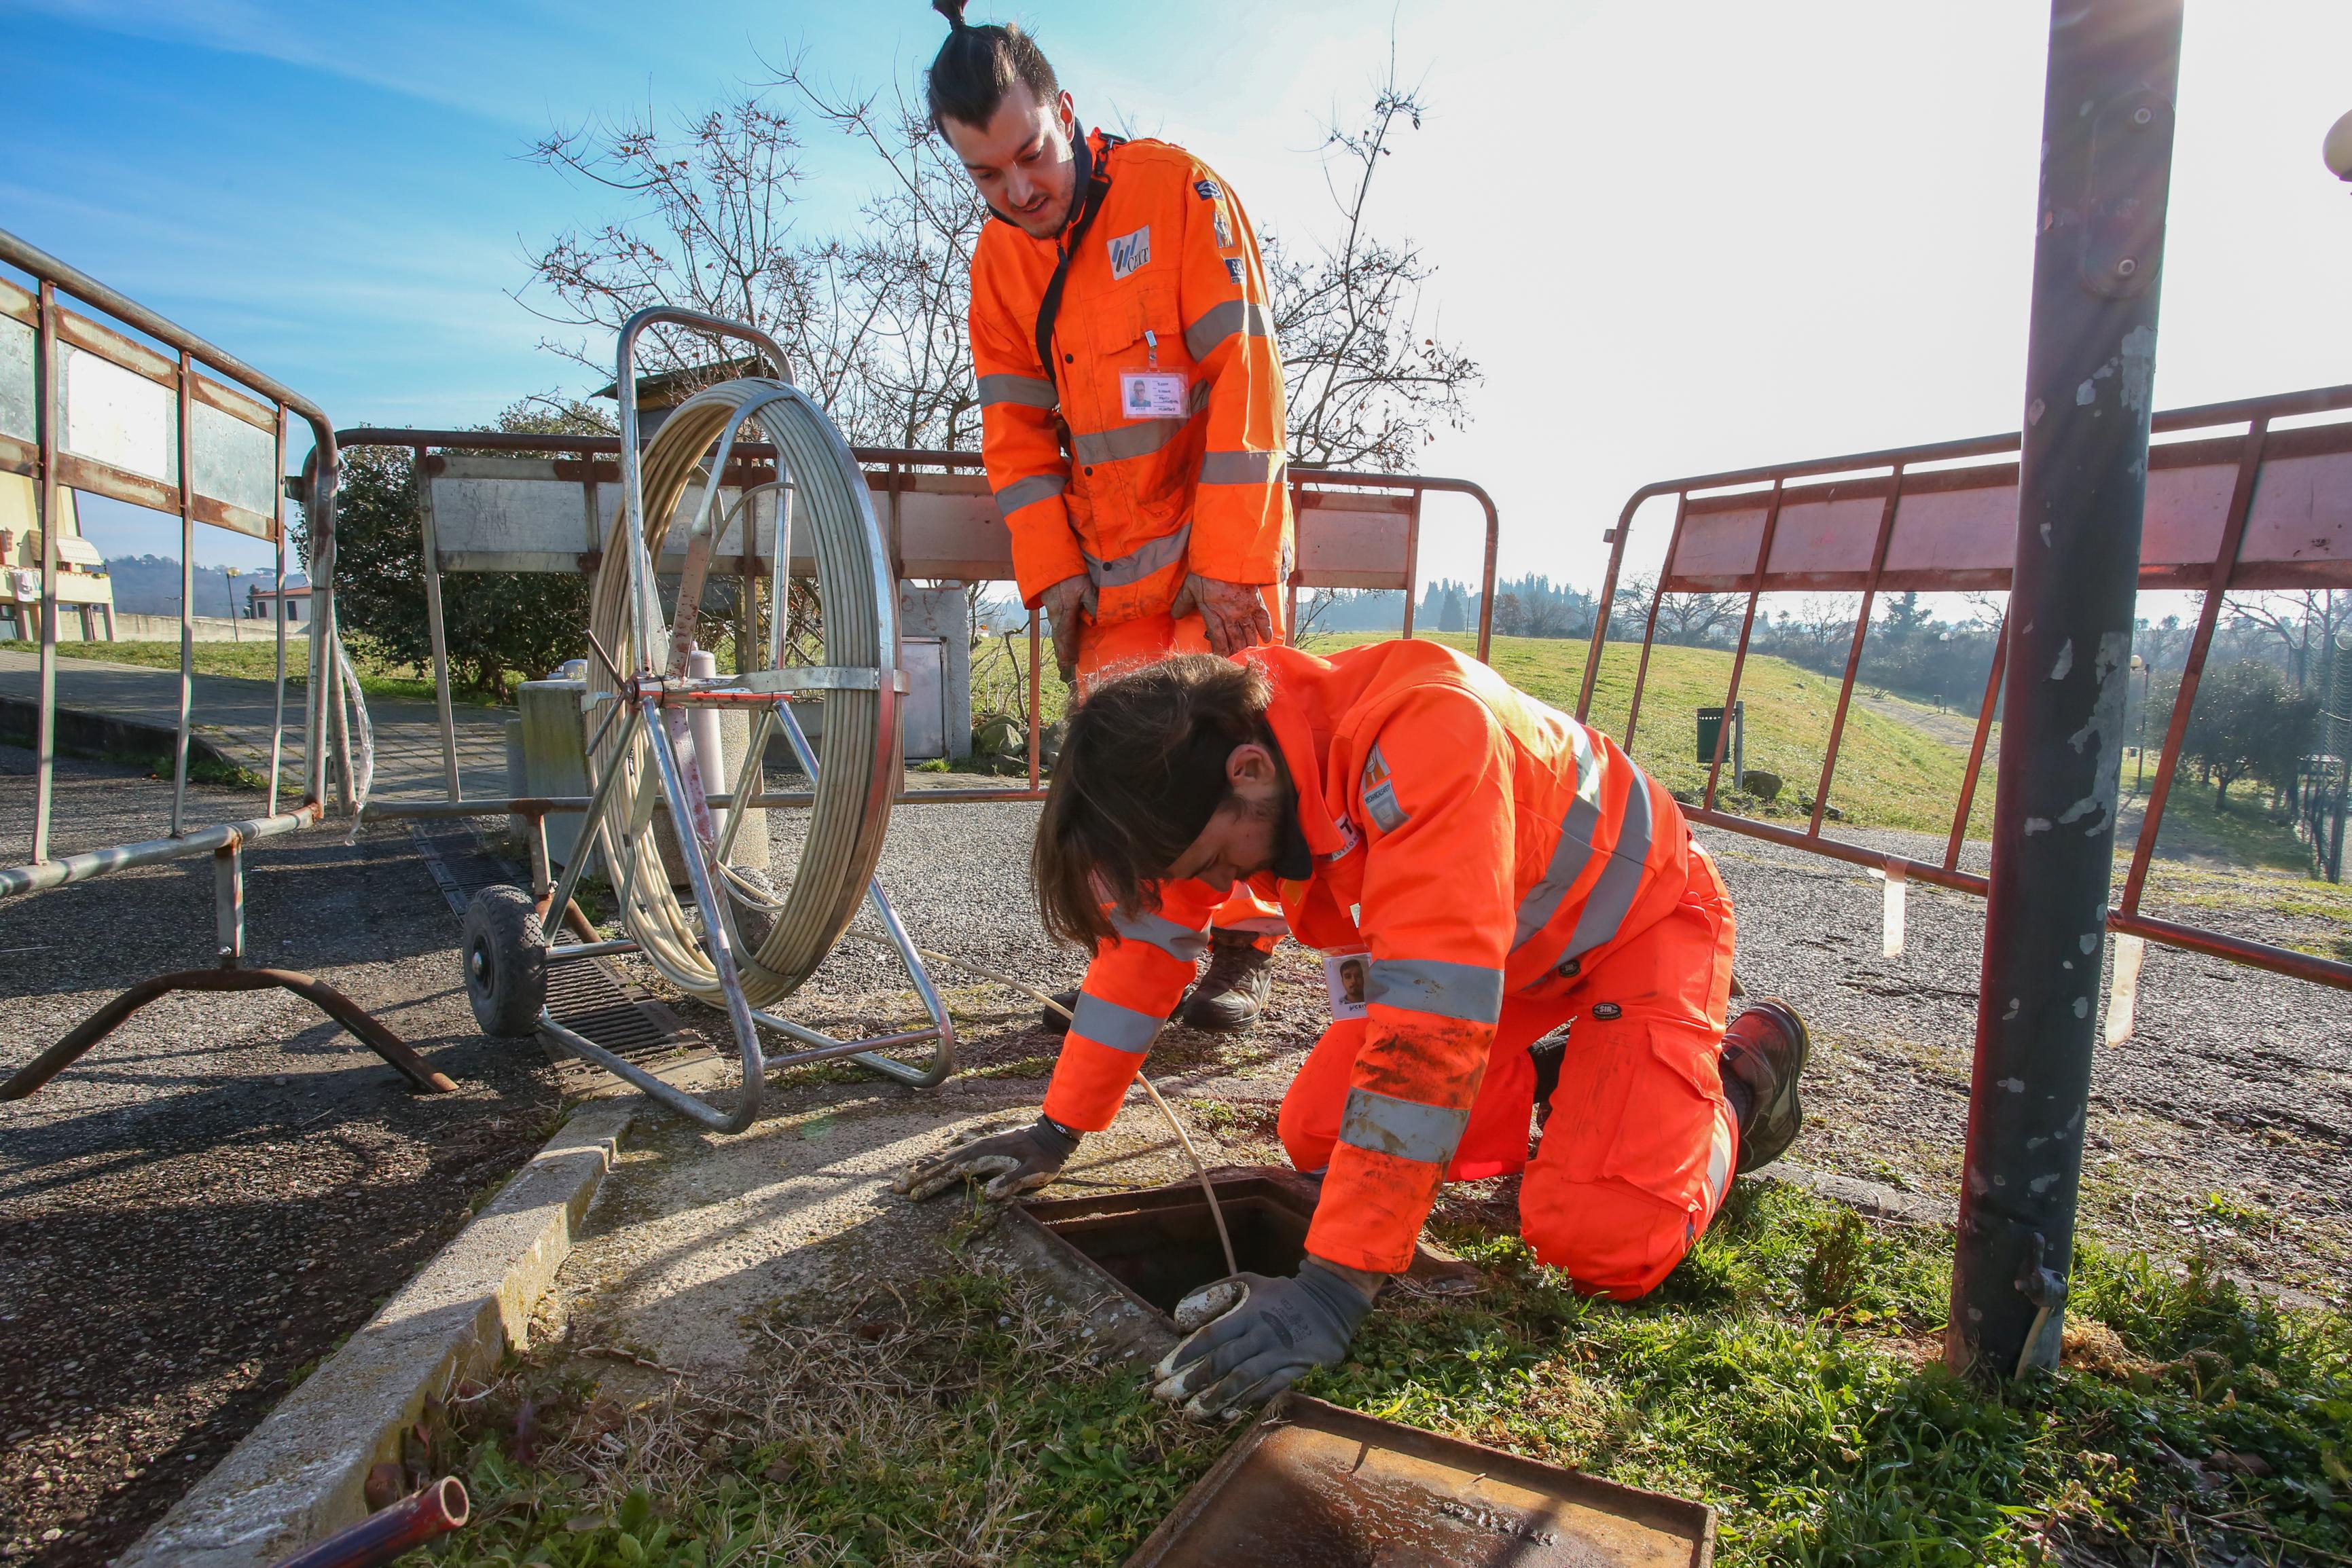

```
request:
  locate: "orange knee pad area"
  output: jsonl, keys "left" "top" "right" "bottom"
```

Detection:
{"left": 1277, "top": 970, "right": 1737, "bottom": 1298}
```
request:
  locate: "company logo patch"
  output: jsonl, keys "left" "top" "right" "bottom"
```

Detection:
{"left": 1361, "top": 744, "right": 1407, "bottom": 833}
{"left": 1223, "top": 257, "right": 1245, "bottom": 286}
{"left": 1107, "top": 225, "right": 1151, "bottom": 280}
{"left": 1193, "top": 179, "right": 1221, "bottom": 201}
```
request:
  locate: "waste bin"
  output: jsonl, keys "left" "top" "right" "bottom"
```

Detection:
{"left": 1695, "top": 701, "right": 1745, "bottom": 782}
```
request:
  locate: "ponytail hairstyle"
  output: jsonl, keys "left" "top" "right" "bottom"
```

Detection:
{"left": 926, "top": 0, "right": 1062, "bottom": 133}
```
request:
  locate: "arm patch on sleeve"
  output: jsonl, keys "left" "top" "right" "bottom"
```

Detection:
{"left": 1362, "top": 744, "right": 1407, "bottom": 833}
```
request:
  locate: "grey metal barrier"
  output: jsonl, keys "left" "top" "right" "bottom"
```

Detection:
{"left": 0, "top": 227, "right": 435, "bottom": 1100}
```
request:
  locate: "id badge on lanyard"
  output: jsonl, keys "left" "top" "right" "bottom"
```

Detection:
{"left": 1119, "top": 329, "right": 1187, "bottom": 420}
{"left": 1324, "top": 947, "right": 1371, "bottom": 1022}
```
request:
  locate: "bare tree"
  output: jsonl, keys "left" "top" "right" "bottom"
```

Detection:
{"left": 2225, "top": 589, "right": 2347, "bottom": 693}
{"left": 518, "top": 94, "right": 823, "bottom": 386}
{"left": 769, "top": 58, "right": 988, "bottom": 452}
{"left": 1657, "top": 592, "right": 1741, "bottom": 646}
{"left": 1271, "top": 55, "right": 1479, "bottom": 472}
{"left": 518, "top": 73, "right": 985, "bottom": 452}
{"left": 1602, "top": 573, "right": 1735, "bottom": 645}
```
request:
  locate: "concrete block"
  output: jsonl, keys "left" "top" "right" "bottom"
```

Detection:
{"left": 117, "top": 1099, "right": 637, "bottom": 1568}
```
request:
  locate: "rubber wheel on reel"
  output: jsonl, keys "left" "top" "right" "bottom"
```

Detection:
{"left": 462, "top": 884, "right": 548, "bottom": 1037}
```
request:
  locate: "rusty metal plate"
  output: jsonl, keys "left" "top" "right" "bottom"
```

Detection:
{"left": 1125, "top": 1393, "right": 1715, "bottom": 1568}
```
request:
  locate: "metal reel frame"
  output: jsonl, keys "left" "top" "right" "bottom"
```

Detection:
{"left": 525, "top": 307, "right": 953, "bottom": 1133}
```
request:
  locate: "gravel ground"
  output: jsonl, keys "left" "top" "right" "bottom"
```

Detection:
{"left": 5, "top": 752, "right": 2343, "bottom": 1566}
{"left": 649, "top": 781, "right": 2352, "bottom": 1306}
{"left": 0, "top": 747, "right": 564, "bottom": 1568}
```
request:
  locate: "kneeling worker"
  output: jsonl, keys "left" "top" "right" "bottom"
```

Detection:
{"left": 897, "top": 639, "right": 1811, "bottom": 1416}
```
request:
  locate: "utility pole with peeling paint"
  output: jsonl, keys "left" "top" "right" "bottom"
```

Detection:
{"left": 1948, "top": 0, "right": 2183, "bottom": 1381}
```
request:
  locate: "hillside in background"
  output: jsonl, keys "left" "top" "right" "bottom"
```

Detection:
{"left": 101, "top": 555, "right": 268, "bottom": 617}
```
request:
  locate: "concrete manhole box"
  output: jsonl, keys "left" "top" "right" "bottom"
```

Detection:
{"left": 1124, "top": 1391, "right": 1716, "bottom": 1567}
{"left": 1013, "top": 1169, "right": 1470, "bottom": 1324}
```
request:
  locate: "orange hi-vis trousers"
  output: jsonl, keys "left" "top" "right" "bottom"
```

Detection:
{"left": 1278, "top": 847, "right": 1740, "bottom": 1300}
{"left": 1075, "top": 587, "right": 1291, "bottom": 945}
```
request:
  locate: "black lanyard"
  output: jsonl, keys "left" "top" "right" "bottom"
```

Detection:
{"left": 1032, "top": 130, "right": 1123, "bottom": 392}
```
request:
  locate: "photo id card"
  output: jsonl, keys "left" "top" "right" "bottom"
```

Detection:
{"left": 1324, "top": 949, "right": 1371, "bottom": 1021}
{"left": 1119, "top": 370, "right": 1189, "bottom": 420}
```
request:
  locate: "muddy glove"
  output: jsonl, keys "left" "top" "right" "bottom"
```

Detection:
{"left": 1168, "top": 574, "right": 1275, "bottom": 657}
{"left": 1039, "top": 574, "right": 1096, "bottom": 686}
{"left": 1150, "top": 1258, "right": 1380, "bottom": 1419}
{"left": 892, "top": 1115, "right": 1080, "bottom": 1203}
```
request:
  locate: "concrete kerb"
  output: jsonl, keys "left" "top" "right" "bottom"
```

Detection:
{"left": 118, "top": 1088, "right": 651, "bottom": 1568}
{"left": 0, "top": 693, "right": 239, "bottom": 775}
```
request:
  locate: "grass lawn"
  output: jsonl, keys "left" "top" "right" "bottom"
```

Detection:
{"left": 0, "top": 638, "right": 505, "bottom": 708}
{"left": 418, "top": 1182, "right": 2352, "bottom": 1567}
{"left": 1315, "top": 633, "right": 2001, "bottom": 840}
{"left": 2125, "top": 774, "right": 2321, "bottom": 876}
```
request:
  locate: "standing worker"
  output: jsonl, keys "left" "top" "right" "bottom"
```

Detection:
{"left": 897, "top": 639, "right": 1811, "bottom": 1416}
{"left": 928, "top": 2, "right": 1293, "bottom": 1030}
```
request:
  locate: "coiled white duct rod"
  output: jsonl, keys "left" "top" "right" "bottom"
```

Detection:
{"left": 583, "top": 378, "right": 901, "bottom": 1009}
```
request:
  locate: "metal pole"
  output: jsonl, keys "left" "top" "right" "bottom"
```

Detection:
{"left": 172, "top": 350, "right": 196, "bottom": 836}
{"left": 414, "top": 445, "right": 463, "bottom": 801}
{"left": 269, "top": 409, "right": 289, "bottom": 818}
{"left": 1948, "top": 0, "right": 2182, "bottom": 1383}
{"left": 1732, "top": 699, "right": 1744, "bottom": 792}
{"left": 31, "top": 282, "right": 59, "bottom": 864}
{"left": 215, "top": 840, "right": 245, "bottom": 966}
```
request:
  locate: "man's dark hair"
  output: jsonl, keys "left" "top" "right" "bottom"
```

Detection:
{"left": 926, "top": 1, "right": 1061, "bottom": 133}
{"left": 1032, "top": 655, "right": 1274, "bottom": 949}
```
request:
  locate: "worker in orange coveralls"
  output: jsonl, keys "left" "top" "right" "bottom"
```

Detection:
{"left": 926, "top": 1, "right": 1293, "bottom": 1031}
{"left": 897, "top": 640, "right": 1811, "bottom": 1417}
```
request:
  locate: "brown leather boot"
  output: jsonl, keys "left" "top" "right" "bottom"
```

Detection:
{"left": 1720, "top": 998, "right": 1810, "bottom": 1173}
{"left": 1179, "top": 930, "right": 1275, "bottom": 1030}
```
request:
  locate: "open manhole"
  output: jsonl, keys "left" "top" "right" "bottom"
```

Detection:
{"left": 1013, "top": 1170, "right": 1472, "bottom": 1326}
{"left": 1126, "top": 1392, "right": 1715, "bottom": 1567}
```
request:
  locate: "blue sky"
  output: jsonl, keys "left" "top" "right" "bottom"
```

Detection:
{"left": 7, "top": 1, "right": 2352, "bottom": 596}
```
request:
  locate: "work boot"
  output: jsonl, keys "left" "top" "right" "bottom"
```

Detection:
{"left": 1719, "top": 998, "right": 1810, "bottom": 1174}
{"left": 1179, "top": 931, "right": 1274, "bottom": 1031}
{"left": 1040, "top": 987, "right": 1080, "bottom": 1036}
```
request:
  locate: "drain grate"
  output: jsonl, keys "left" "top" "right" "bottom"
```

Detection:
{"left": 409, "top": 818, "right": 693, "bottom": 1073}
{"left": 545, "top": 953, "right": 678, "bottom": 1061}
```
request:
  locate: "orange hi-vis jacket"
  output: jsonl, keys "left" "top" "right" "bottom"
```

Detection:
{"left": 971, "top": 129, "right": 1292, "bottom": 627}
{"left": 1041, "top": 640, "right": 1698, "bottom": 1274}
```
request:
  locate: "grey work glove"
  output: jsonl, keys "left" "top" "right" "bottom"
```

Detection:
{"left": 1168, "top": 573, "right": 1275, "bottom": 657}
{"left": 892, "top": 1115, "right": 1081, "bottom": 1203}
{"left": 1150, "top": 1258, "right": 1379, "bottom": 1419}
{"left": 1039, "top": 574, "right": 1096, "bottom": 686}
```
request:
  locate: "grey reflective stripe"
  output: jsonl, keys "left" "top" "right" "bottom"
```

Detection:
{"left": 1070, "top": 992, "right": 1162, "bottom": 1054}
{"left": 979, "top": 373, "right": 1057, "bottom": 410}
{"left": 1083, "top": 522, "right": 1192, "bottom": 588}
{"left": 1183, "top": 298, "right": 1273, "bottom": 360}
{"left": 1109, "top": 908, "right": 1209, "bottom": 964}
{"left": 1339, "top": 1087, "right": 1470, "bottom": 1166}
{"left": 1364, "top": 957, "right": 1504, "bottom": 1023}
{"left": 1510, "top": 723, "right": 1611, "bottom": 952}
{"left": 1556, "top": 771, "right": 1655, "bottom": 966}
{"left": 1072, "top": 415, "right": 1193, "bottom": 465}
{"left": 995, "top": 473, "right": 1066, "bottom": 516}
{"left": 1199, "top": 449, "right": 1284, "bottom": 486}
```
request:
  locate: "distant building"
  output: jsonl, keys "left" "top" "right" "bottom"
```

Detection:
{"left": 246, "top": 577, "right": 311, "bottom": 625}
{"left": 0, "top": 475, "right": 120, "bottom": 642}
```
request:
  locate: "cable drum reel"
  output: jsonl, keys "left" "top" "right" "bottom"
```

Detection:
{"left": 460, "top": 344, "right": 952, "bottom": 1132}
